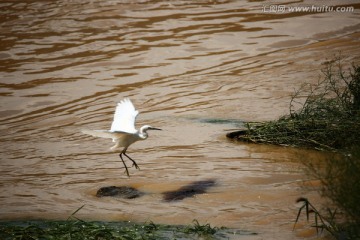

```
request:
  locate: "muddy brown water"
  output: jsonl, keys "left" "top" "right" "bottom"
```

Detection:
{"left": 1, "top": 0, "right": 360, "bottom": 239}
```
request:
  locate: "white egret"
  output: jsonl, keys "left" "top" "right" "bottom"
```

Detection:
{"left": 82, "top": 98, "right": 161, "bottom": 176}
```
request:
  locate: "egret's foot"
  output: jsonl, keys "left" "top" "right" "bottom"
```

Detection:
{"left": 123, "top": 152, "right": 140, "bottom": 170}
{"left": 132, "top": 161, "right": 140, "bottom": 170}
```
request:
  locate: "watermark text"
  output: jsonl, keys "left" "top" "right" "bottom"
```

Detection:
{"left": 262, "top": 4, "right": 355, "bottom": 13}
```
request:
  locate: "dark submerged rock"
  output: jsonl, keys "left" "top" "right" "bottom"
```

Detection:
{"left": 162, "top": 179, "right": 216, "bottom": 202}
{"left": 226, "top": 129, "right": 248, "bottom": 139}
{"left": 96, "top": 186, "right": 145, "bottom": 199}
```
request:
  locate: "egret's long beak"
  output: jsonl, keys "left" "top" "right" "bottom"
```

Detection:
{"left": 149, "top": 127, "right": 162, "bottom": 130}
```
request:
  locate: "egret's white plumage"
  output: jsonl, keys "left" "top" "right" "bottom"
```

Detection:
{"left": 82, "top": 98, "right": 161, "bottom": 176}
{"left": 110, "top": 98, "right": 138, "bottom": 133}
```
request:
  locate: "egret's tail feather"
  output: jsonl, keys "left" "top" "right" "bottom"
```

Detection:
{"left": 81, "top": 129, "right": 115, "bottom": 139}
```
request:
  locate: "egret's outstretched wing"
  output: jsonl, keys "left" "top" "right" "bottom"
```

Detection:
{"left": 81, "top": 129, "right": 137, "bottom": 150}
{"left": 110, "top": 98, "right": 138, "bottom": 133}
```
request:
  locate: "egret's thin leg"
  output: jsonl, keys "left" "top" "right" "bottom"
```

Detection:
{"left": 123, "top": 152, "right": 140, "bottom": 170}
{"left": 119, "top": 153, "right": 130, "bottom": 177}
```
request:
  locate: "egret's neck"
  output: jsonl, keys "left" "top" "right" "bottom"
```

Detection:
{"left": 139, "top": 132, "right": 148, "bottom": 139}
{"left": 139, "top": 126, "right": 149, "bottom": 139}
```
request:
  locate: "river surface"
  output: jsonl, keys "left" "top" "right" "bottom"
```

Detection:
{"left": 1, "top": 0, "right": 360, "bottom": 239}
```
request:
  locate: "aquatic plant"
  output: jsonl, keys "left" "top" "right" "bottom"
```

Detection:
{"left": 0, "top": 220, "right": 161, "bottom": 240}
{"left": 183, "top": 219, "right": 220, "bottom": 236}
{"left": 228, "top": 56, "right": 360, "bottom": 152}
{"left": 0, "top": 206, "right": 229, "bottom": 240}
{"left": 300, "top": 148, "right": 360, "bottom": 239}
{"left": 294, "top": 197, "right": 340, "bottom": 236}
{"left": 294, "top": 197, "right": 359, "bottom": 239}
{"left": 0, "top": 219, "right": 230, "bottom": 240}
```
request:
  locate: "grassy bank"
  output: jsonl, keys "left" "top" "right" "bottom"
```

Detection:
{"left": 230, "top": 57, "right": 360, "bottom": 151}
{"left": 0, "top": 207, "right": 253, "bottom": 240}
{"left": 227, "top": 56, "right": 360, "bottom": 238}
{"left": 0, "top": 218, "right": 254, "bottom": 240}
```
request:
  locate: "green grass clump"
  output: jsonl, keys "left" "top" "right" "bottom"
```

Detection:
{"left": 0, "top": 220, "right": 161, "bottom": 240}
{"left": 233, "top": 57, "right": 360, "bottom": 151}
{"left": 183, "top": 220, "right": 221, "bottom": 236}
{"left": 0, "top": 205, "right": 226, "bottom": 240}
{"left": 0, "top": 218, "right": 236, "bottom": 240}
